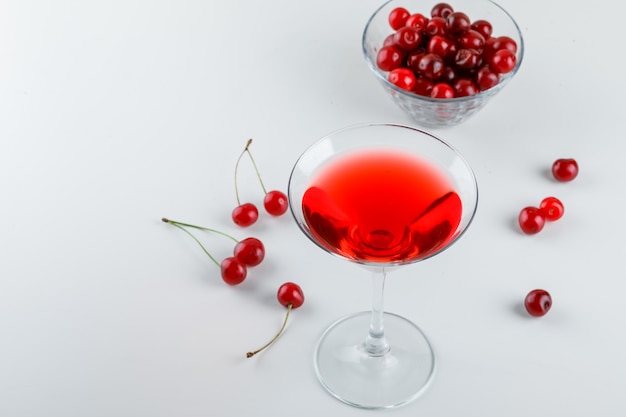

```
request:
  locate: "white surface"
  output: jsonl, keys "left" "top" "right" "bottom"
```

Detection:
{"left": 1, "top": 1, "right": 625, "bottom": 416}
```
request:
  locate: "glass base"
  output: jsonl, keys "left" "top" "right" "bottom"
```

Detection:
{"left": 314, "top": 311, "right": 435, "bottom": 409}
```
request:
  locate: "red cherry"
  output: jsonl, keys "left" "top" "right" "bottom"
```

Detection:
{"left": 427, "top": 35, "right": 455, "bottom": 59}
{"left": 383, "top": 33, "right": 396, "bottom": 47}
{"left": 377, "top": 45, "right": 404, "bottom": 71}
{"left": 518, "top": 207, "right": 545, "bottom": 234}
{"left": 247, "top": 282, "right": 305, "bottom": 358}
{"left": 405, "top": 13, "right": 429, "bottom": 31}
{"left": 393, "top": 26, "right": 423, "bottom": 51}
{"left": 416, "top": 53, "right": 445, "bottom": 80}
{"left": 220, "top": 257, "right": 247, "bottom": 285}
{"left": 406, "top": 48, "right": 427, "bottom": 73}
{"left": 232, "top": 203, "right": 259, "bottom": 227}
{"left": 425, "top": 16, "right": 447, "bottom": 37}
{"left": 458, "top": 29, "right": 485, "bottom": 51}
{"left": 430, "top": 82, "right": 454, "bottom": 98}
{"left": 475, "top": 65, "right": 500, "bottom": 91}
{"left": 552, "top": 158, "right": 578, "bottom": 182}
{"left": 438, "top": 65, "right": 459, "bottom": 85}
{"left": 455, "top": 48, "right": 482, "bottom": 70}
{"left": 388, "top": 7, "right": 410, "bottom": 30}
{"left": 524, "top": 289, "right": 552, "bottom": 317}
{"left": 471, "top": 19, "right": 493, "bottom": 39}
{"left": 446, "top": 11, "right": 471, "bottom": 36}
{"left": 388, "top": 67, "right": 416, "bottom": 91}
{"left": 431, "top": 2, "right": 454, "bottom": 19}
{"left": 412, "top": 77, "right": 434, "bottom": 96}
{"left": 491, "top": 35, "right": 518, "bottom": 54}
{"left": 162, "top": 218, "right": 255, "bottom": 285}
{"left": 539, "top": 197, "right": 564, "bottom": 221}
{"left": 483, "top": 36, "right": 496, "bottom": 59}
{"left": 454, "top": 78, "right": 479, "bottom": 97}
{"left": 277, "top": 282, "right": 305, "bottom": 309}
{"left": 489, "top": 49, "right": 517, "bottom": 74}
{"left": 233, "top": 237, "right": 265, "bottom": 266}
{"left": 264, "top": 190, "right": 289, "bottom": 216}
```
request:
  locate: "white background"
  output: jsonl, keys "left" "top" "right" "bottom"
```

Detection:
{"left": 1, "top": 0, "right": 625, "bottom": 416}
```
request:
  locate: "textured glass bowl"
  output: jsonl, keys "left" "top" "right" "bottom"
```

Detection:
{"left": 362, "top": 0, "right": 524, "bottom": 128}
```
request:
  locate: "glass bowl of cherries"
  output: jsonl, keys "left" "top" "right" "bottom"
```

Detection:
{"left": 362, "top": 0, "right": 524, "bottom": 128}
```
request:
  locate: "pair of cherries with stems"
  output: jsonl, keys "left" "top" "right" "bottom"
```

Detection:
{"left": 232, "top": 139, "right": 289, "bottom": 227}
{"left": 162, "top": 218, "right": 264, "bottom": 285}
{"left": 162, "top": 218, "right": 304, "bottom": 357}
{"left": 521, "top": 158, "right": 579, "bottom": 317}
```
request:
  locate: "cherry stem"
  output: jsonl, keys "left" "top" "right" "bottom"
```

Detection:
{"left": 246, "top": 303, "right": 293, "bottom": 358}
{"left": 162, "top": 218, "right": 238, "bottom": 267}
{"left": 162, "top": 218, "right": 238, "bottom": 243}
{"left": 244, "top": 140, "right": 269, "bottom": 195}
{"left": 234, "top": 139, "right": 268, "bottom": 206}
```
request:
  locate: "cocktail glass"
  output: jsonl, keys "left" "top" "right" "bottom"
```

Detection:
{"left": 288, "top": 123, "right": 478, "bottom": 409}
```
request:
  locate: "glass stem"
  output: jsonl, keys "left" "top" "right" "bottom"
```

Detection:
{"left": 364, "top": 267, "right": 390, "bottom": 356}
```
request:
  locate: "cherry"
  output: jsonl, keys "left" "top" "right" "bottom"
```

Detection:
{"left": 232, "top": 203, "right": 259, "bottom": 227}
{"left": 524, "top": 289, "right": 552, "bottom": 317}
{"left": 471, "top": 19, "right": 493, "bottom": 39}
{"left": 220, "top": 257, "right": 247, "bottom": 285}
{"left": 406, "top": 48, "right": 427, "bottom": 73}
{"left": 413, "top": 77, "right": 434, "bottom": 96}
{"left": 425, "top": 16, "right": 447, "bottom": 37}
{"left": 428, "top": 35, "right": 456, "bottom": 59}
{"left": 552, "top": 158, "right": 579, "bottom": 182}
{"left": 233, "top": 139, "right": 289, "bottom": 222}
{"left": 539, "top": 197, "right": 564, "bottom": 221}
{"left": 264, "top": 190, "right": 289, "bottom": 216}
{"left": 489, "top": 49, "right": 517, "bottom": 74}
{"left": 431, "top": 2, "right": 453, "bottom": 19}
{"left": 518, "top": 207, "right": 545, "bottom": 234}
{"left": 431, "top": 82, "right": 454, "bottom": 98}
{"left": 416, "top": 53, "right": 445, "bottom": 80}
{"left": 377, "top": 45, "right": 404, "bottom": 71}
{"left": 388, "top": 7, "right": 410, "bottom": 30}
{"left": 277, "top": 282, "right": 305, "bottom": 308}
{"left": 475, "top": 65, "right": 500, "bottom": 91}
{"left": 454, "top": 78, "right": 479, "bottom": 97}
{"left": 388, "top": 67, "right": 416, "bottom": 91}
{"left": 458, "top": 29, "right": 485, "bottom": 51}
{"left": 446, "top": 11, "right": 471, "bottom": 36}
{"left": 246, "top": 282, "right": 305, "bottom": 358}
{"left": 393, "top": 26, "right": 423, "bottom": 51}
{"left": 455, "top": 48, "right": 482, "bottom": 70}
{"left": 483, "top": 36, "right": 497, "bottom": 59}
{"left": 383, "top": 33, "right": 396, "bottom": 47}
{"left": 162, "top": 218, "right": 265, "bottom": 284}
{"left": 233, "top": 237, "right": 265, "bottom": 266}
{"left": 405, "top": 13, "right": 429, "bottom": 31}
{"left": 438, "top": 65, "right": 459, "bottom": 85}
{"left": 437, "top": 65, "right": 460, "bottom": 85}
{"left": 490, "top": 36, "right": 518, "bottom": 54}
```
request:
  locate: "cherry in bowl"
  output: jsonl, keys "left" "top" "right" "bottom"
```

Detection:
{"left": 362, "top": 0, "right": 524, "bottom": 128}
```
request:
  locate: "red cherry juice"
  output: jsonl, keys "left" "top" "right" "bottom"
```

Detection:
{"left": 302, "top": 149, "right": 462, "bottom": 263}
